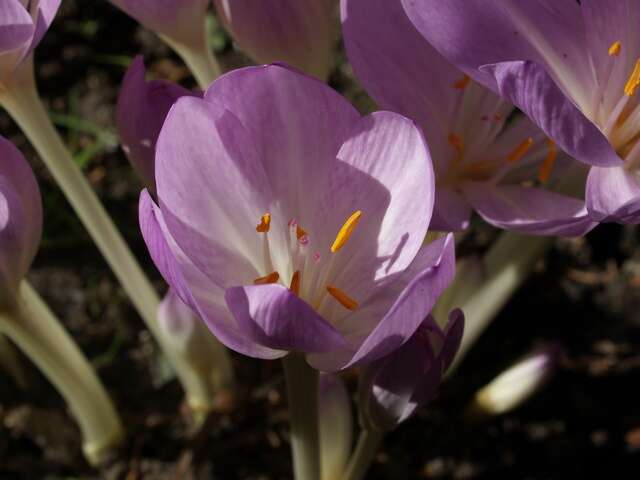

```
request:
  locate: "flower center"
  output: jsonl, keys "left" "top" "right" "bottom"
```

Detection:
{"left": 253, "top": 211, "right": 363, "bottom": 314}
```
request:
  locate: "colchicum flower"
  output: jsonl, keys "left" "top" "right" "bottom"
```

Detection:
{"left": 342, "top": 0, "right": 595, "bottom": 235}
{"left": 0, "top": 0, "right": 60, "bottom": 87}
{"left": 140, "top": 64, "right": 456, "bottom": 371}
{"left": 359, "top": 309, "right": 464, "bottom": 431}
{"left": 0, "top": 135, "right": 42, "bottom": 309}
{"left": 116, "top": 56, "right": 198, "bottom": 195}
{"left": 402, "top": 0, "right": 640, "bottom": 224}
{"left": 213, "top": 0, "right": 336, "bottom": 80}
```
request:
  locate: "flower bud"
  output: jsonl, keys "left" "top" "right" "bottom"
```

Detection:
{"left": 108, "top": 0, "right": 210, "bottom": 48}
{"left": 359, "top": 310, "right": 464, "bottom": 431}
{"left": 0, "top": 0, "right": 60, "bottom": 85}
{"left": 473, "top": 344, "right": 561, "bottom": 416}
{"left": 0, "top": 136, "right": 42, "bottom": 310}
{"left": 116, "top": 56, "right": 199, "bottom": 194}
{"left": 318, "top": 373, "right": 352, "bottom": 480}
{"left": 213, "top": 0, "right": 337, "bottom": 80}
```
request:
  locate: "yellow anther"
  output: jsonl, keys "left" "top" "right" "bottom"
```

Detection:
{"left": 330, "top": 210, "right": 362, "bottom": 253}
{"left": 507, "top": 137, "right": 534, "bottom": 163}
{"left": 624, "top": 58, "right": 640, "bottom": 96}
{"left": 296, "top": 225, "right": 307, "bottom": 240}
{"left": 326, "top": 285, "right": 358, "bottom": 311}
{"left": 453, "top": 75, "right": 471, "bottom": 89}
{"left": 290, "top": 271, "right": 300, "bottom": 296}
{"left": 609, "top": 40, "right": 622, "bottom": 57}
{"left": 256, "top": 213, "right": 271, "bottom": 233}
{"left": 254, "top": 271, "right": 280, "bottom": 285}
{"left": 448, "top": 133, "right": 464, "bottom": 153}
{"left": 538, "top": 139, "right": 557, "bottom": 183}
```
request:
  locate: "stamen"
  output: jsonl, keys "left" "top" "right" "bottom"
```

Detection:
{"left": 538, "top": 140, "right": 557, "bottom": 183}
{"left": 256, "top": 213, "right": 271, "bottom": 233}
{"left": 609, "top": 40, "right": 622, "bottom": 57}
{"left": 296, "top": 225, "right": 307, "bottom": 240}
{"left": 453, "top": 75, "right": 471, "bottom": 90}
{"left": 507, "top": 137, "right": 534, "bottom": 163}
{"left": 448, "top": 133, "right": 464, "bottom": 161}
{"left": 330, "top": 210, "right": 362, "bottom": 253}
{"left": 624, "top": 59, "right": 640, "bottom": 96}
{"left": 326, "top": 285, "right": 358, "bottom": 311}
{"left": 290, "top": 271, "right": 300, "bottom": 296}
{"left": 254, "top": 271, "right": 279, "bottom": 284}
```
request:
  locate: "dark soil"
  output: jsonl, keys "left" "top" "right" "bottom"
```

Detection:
{"left": 1, "top": 2, "right": 639, "bottom": 479}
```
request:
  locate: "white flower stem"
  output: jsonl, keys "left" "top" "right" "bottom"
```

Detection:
{"left": 282, "top": 353, "right": 321, "bottom": 480}
{"left": 448, "top": 232, "right": 552, "bottom": 372}
{"left": 340, "top": 429, "right": 384, "bottom": 480}
{"left": 161, "top": 34, "right": 222, "bottom": 89}
{"left": 0, "top": 282, "right": 123, "bottom": 465}
{"left": 0, "top": 58, "right": 234, "bottom": 412}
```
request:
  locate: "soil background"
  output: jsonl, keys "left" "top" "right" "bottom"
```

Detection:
{"left": 1, "top": 2, "right": 639, "bottom": 479}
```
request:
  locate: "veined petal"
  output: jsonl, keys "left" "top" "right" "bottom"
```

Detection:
{"left": 0, "top": 0, "right": 33, "bottom": 52}
{"left": 586, "top": 166, "right": 640, "bottom": 224}
{"left": 139, "top": 190, "right": 283, "bottom": 359}
{"left": 26, "top": 0, "right": 60, "bottom": 57}
{"left": 225, "top": 284, "right": 346, "bottom": 353}
{"left": 483, "top": 61, "right": 622, "bottom": 168}
{"left": 341, "top": 0, "right": 459, "bottom": 151}
{"left": 156, "top": 96, "right": 272, "bottom": 289}
{"left": 462, "top": 182, "right": 597, "bottom": 236}
{"left": 319, "top": 111, "right": 434, "bottom": 301}
{"left": 430, "top": 187, "right": 472, "bottom": 232}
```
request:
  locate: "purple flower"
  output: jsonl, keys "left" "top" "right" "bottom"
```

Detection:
{"left": 213, "top": 0, "right": 336, "bottom": 80}
{"left": 359, "top": 309, "right": 464, "bottom": 430}
{"left": 108, "top": 0, "right": 209, "bottom": 48}
{"left": 139, "top": 64, "right": 456, "bottom": 371}
{"left": 342, "top": 0, "right": 595, "bottom": 236}
{"left": 401, "top": 0, "right": 640, "bottom": 224}
{"left": 0, "top": 136, "right": 42, "bottom": 309}
{"left": 0, "top": 0, "right": 60, "bottom": 84}
{"left": 116, "top": 56, "right": 199, "bottom": 195}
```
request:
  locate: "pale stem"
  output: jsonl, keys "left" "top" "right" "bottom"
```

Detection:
{"left": 282, "top": 353, "right": 321, "bottom": 480}
{"left": 0, "top": 282, "right": 124, "bottom": 465}
{"left": 0, "top": 59, "right": 234, "bottom": 412}
{"left": 340, "top": 429, "right": 384, "bottom": 480}
{"left": 448, "top": 232, "right": 552, "bottom": 373}
{"left": 0, "top": 333, "right": 28, "bottom": 389}
{"left": 161, "top": 34, "right": 222, "bottom": 89}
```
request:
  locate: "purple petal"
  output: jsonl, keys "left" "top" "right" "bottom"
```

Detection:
{"left": 0, "top": 136, "right": 42, "bottom": 306}
{"left": 430, "top": 187, "right": 472, "bottom": 232}
{"left": 586, "top": 166, "right": 640, "bottom": 224}
{"left": 139, "top": 190, "right": 283, "bottom": 360}
{"left": 318, "top": 111, "right": 434, "bottom": 301}
{"left": 156, "top": 95, "right": 270, "bottom": 290}
{"left": 482, "top": 61, "right": 621, "bottom": 168}
{"left": 26, "top": 0, "right": 61, "bottom": 57}
{"left": 345, "top": 233, "right": 456, "bottom": 368}
{"left": 462, "top": 182, "right": 597, "bottom": 236}
{"left": 341, "top": 0, "right": 460, "bottom": 147}
{"left": 225, "top": 284, "right": 346, "bottom": 354}
{"left": 213, "top": 0, "right": 335, "bottom": 80}
{"left": 116, "top": 56, "right": 198, "bottom": 194}
{"left": 0, "top": 0, "right": 33, "bottom": 51}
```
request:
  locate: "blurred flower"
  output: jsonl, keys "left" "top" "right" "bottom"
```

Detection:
{"left": 0, "top": 0, "right": 60, "bottom": 85}
{"left": 473, "top": 344, "right": 561, "bottom": 416}
{"left": 107, "top": 0, "right": 209, "bottom": 49}
{"left": 116, "top": 56, "right": 199, "bottom": 195}
{"left": 214, "top": 0, "right": 336, "bottom": 80}
{"left": 139, "top": 64, "right": 456, "bottom": 371}
{"left": 359, "top": 310, "right": 464, "bottom": 431}
{"left": 342, "top": 0, "right": 595, "bottom": 235}
{"left": 402, "top": 0, "right": 640, "bottom": 224}
{"left": 318, "top": 374, "right": 352, "bottom": 480}
{"left": 0, "top": 135, "right": 42, "bottom": 310}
